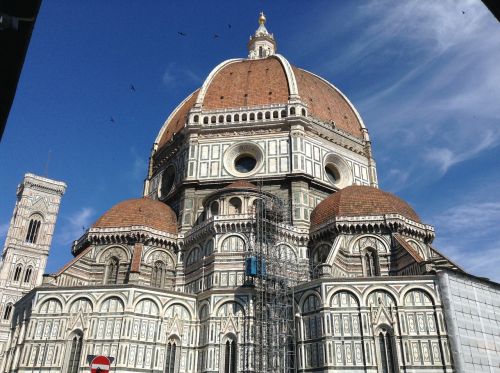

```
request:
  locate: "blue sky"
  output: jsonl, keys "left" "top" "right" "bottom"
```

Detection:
{"left": 1, "top": 1, "right": 499, "bottom": 281}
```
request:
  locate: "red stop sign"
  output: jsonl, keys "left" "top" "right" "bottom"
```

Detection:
{"left": 90, "top": 355, "right": 110, "bottom": 373}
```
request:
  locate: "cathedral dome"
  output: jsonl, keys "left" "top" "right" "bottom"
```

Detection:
{"left": 155, "top": 58, "right": 365, "bottom": 149}
{"left": 92, "top": 198, "right": 178, "bottom": 234}
{"left": 310, "top": 185, "right": 421, "bottom": 227}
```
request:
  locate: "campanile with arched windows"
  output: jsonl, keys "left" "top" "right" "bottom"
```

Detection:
{"left": 0, "top": 173, "right": 66, "bottom": 362}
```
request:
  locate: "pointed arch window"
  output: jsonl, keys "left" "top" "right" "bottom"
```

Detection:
{"left": 13, "top": 264, "right": 23, "bottom": 282}
{"left": 25, "top": 218, "right": 41, "bottom": 243}
{"left": 67, "top": 331, "right": 83, "bottom": 373}
{"left": 151, "top": 260, "right": 166, "bottom": 288}
{"left": 364, "top": 249, "right": 380, "bottom": 277}
{"left": 165, "top": 339, "right": 178, "bottom": 373}
{"left": 378, "top": 327, "right": 397, "bottom": 373}
{"left": 106, "top": 257, "right": 119, "bottom": 284}
{"left": 224, "top": 337, "right": 237, "bottom": 373}
{"left": 24, "top": 266, "right": 33, "bottom": 284}
{"left": 3, "top": 303, "right": 13, "bottom": 320}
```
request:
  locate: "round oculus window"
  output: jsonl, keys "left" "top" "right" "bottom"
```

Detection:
{"left": 325, "top": 164, "right": 340, "bottom": 184}
{"left": 234, "top": 155, "right": 257, "bottom": 173}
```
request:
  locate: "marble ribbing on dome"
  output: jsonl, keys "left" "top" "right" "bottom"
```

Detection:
{"left": 292, "top": 67, "right": 364, "bottom": 139}
{"left": 92, "top": 198, "right": 178, "bottom": 234}
{"left": 310, "top": 185, "right": 421, "bottom": 228}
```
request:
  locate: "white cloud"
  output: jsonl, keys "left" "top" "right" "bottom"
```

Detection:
{"left": 432, "top": 201, "right": 500, "bottom": 281}
{"left": 55, "top": 207, "right": 95, "bottom": 246}
{"left": 162, "top": 63, "right": 201, "bottom": 87}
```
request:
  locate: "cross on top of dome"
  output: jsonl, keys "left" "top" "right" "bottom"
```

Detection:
{"left": 248, "top": 12, "right": 276, "bottom": 59}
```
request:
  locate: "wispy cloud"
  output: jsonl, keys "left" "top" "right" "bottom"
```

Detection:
{"left": 162, "top": 63, "right": 201, "bottom": 87}
{"left": 55, "top": 207, "right": 95, "bottom": 246}
{"left": 300, "top": 1, "right": 500, "bottom": 191}
{"left": 432, "top": 201, "right": 500, "bottom": 281}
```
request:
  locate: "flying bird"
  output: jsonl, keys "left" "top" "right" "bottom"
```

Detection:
{"left": 214, "top": 34, "right": 219, "bottom": 38}
{"left": 110, "top": 117, "right": 116, "bottom": 123}
{"left": 130, "top": 84, "right": 136, "bottom": 91}
{"left": 178, "top": 31, "right": 187, "bottom": 36}
{"left": 227, "top": 24, "right": 232, "bottom": 28}
{"left": 462, "top": 10, "right": 466, "bottom": 14}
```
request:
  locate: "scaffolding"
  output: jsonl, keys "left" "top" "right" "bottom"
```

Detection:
{"left": 245, "top": 181, "right": 302, "bottom": 373}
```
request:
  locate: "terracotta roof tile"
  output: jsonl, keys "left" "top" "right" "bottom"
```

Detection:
{"left": 92, "top": 198, "right": 178, "bottom": 234}
{"left": 203, "top": 58, "right": 289, "bottom": 109}
{"left": 310, "top": 185, "right": 421, "bottom": 227}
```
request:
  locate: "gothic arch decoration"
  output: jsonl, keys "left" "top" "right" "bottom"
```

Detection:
{"left": 220, "top": 235, "right": 246, "bottom": 252}
{"left": 217, "top": 301, "right": 245, "bottom": 337}
{"left": 69, "top": 297, "right": 93, "bottom": 314}
{"left": 105, "top": 256, "right": 120, "bottom": 284}
{"left": 145, "top": 249, "right": 175, "bottom": 266}
{"left": 165, "top": 303, "right": 192, "bottom": 340}
{"left": 99, "top": 296, "right": 124, "bottom": 313}
{"left": 134, "top": 298, "right": 160, "bottom": 317}
{"left": 38, "top": 298, "right": 63, "bottom": 314}
{"left": 406, "top": 239, "right": 427, "bottom": 260}
{"left": 186, "top": 246, "right": 203, "bottom": 265}
{"left": 97, "top": 245, "right": 130, "bottom": 263}
{"left": 367, "top": 290, "right": 398, "bottom": 337}
{"left": 350, "top": 235, "right": 389, "bottom": 255}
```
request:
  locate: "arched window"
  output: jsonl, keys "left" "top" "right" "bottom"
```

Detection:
{"left": 3, "top": 303, "right": 13, "bottom": 320}
{"left": 290, "top": 107, "right": 296, "bottom": 115}
{"left": 259, "top": 46, "right": 263, "bottom": 58}
{"left": 165, "top": 339, "right": 178, "bottom": 373}
{"left": 13, "top": 265, "right": 22, "bottom": 282}
{"left": 364, "top": 249, "right": 380, "bottom": 276}
{"left": 67, "top": 331, "right": 83, "bottom": 373}
{"left": 25, "top": 218, "right": 41, "bottom": 243}
{"left": 228, "top": 197, "right": 242, "bottom": 214}
{"left": 151, "top": 260, "right": 166, "bottom": 288}
{"left": 106, "top": 257, "right": 119, "bottom": 284}
{"left": 210, "top": 201, "right": 219, "bottom": 217}
{"left": 224, "top": 338, "right": 237, "bottom": 373}
{"left": 378, "top": 327, "right": 397, "bottom": 373}
{"left": 24, "top": 266, "right": 33, "bottom": 283}
{"left": 242, "top": 113, "right": 247, "bottom": 121}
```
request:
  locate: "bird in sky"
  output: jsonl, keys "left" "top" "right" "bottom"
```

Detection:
{"left": 227, "top": 24, "right": 231, "bottom": 28}
{"left": 130, "top": 84, "right": 136, "bottom": 92}
{"left": 462, "top": 10, "right": 466, "bottom": 14}
{"left": 214, "top": 34, "right": 219, "bottom": 38}
{"left": 178, "top": 31, "right": 187, "bottom": 36}
{"left": 110, "top": 117, "right": 116, "bottom": 123}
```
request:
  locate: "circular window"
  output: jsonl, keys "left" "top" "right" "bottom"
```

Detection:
{"left": 234, "top": 155, "right": 257, "bottom": 173}
{"left": 223, "top": 142, "right": 264, "bottom": 177}
{"left": 160, "top": 166, "right": 175, "bottom": 197}
{"left": 325, "top": 164, "right": 340, "bottom": 184}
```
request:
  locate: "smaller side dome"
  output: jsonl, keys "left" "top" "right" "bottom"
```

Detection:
{"left": 310, "top": 185, "right": 421, "bottom": 227}
{"left": 92, "top": 198, "right": 178, "bottom": 234}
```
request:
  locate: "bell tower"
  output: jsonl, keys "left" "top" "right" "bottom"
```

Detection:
{"left": 0, "top": 173, "right": 66, "bottom": 359}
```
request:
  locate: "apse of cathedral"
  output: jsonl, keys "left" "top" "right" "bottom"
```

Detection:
{"left": 1, "top": 13, "right": 499, "bottom": 373}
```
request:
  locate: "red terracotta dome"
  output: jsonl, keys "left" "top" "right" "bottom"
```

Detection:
{"left": 156, "top": 56, "right": 365, "bottom": 149}
{"left": 310, "top": 185, "right": 421, "bottom": 227}
{"left": 92, "top": 198, "right": 178, "bottom": 234}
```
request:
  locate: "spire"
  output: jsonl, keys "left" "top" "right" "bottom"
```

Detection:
{"left": 248, "top": 12, "right": 276, "bottom": 59}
